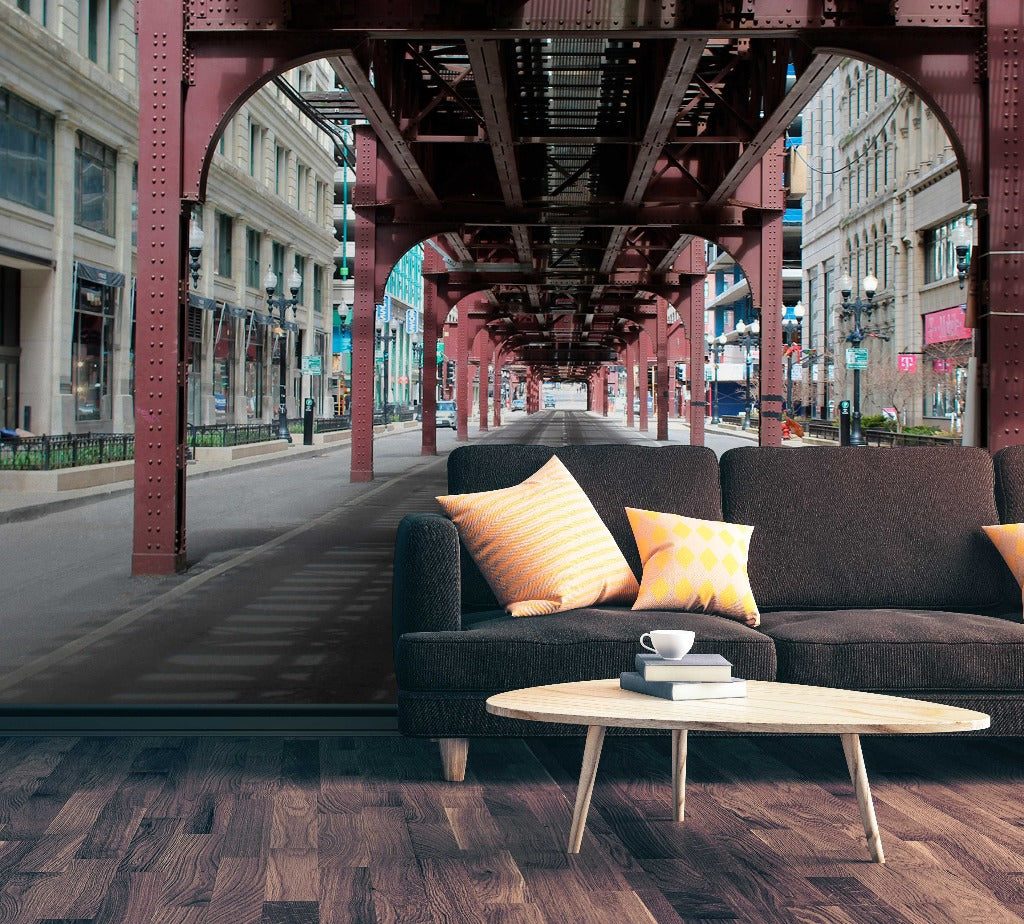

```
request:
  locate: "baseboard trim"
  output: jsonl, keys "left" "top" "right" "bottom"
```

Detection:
{"left": 0, "top": 703, "right": 400, "bottom": 736}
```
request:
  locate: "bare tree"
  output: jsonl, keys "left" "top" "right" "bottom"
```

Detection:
{"left": 863, "top": 357, "right": 918, "bottom": 432}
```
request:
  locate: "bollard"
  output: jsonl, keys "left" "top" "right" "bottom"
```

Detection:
{"left": 303, "top": 398, "right": 315, "bottom": 446}
{"left": 839, "top": 400, "right": 851, "bottom": 446}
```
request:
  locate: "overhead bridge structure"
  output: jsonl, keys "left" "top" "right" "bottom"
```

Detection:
{"left": 134, "top": 1, "right": 1020, "bottom": 573}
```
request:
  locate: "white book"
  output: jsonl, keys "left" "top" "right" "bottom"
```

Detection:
{"left": 620, "top": 671, "right": 747, "bottom": 700}
{"left": 635, "top": 653, "right": 733, "bottom": 682}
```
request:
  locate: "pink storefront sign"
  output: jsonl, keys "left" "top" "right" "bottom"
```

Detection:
{"left": 897, "top": 354, "right": 918, "bottom": 373}
{"left": 924, "top": 305, "right": 971, "bottom": 345}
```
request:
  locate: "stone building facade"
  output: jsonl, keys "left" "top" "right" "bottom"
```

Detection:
{"left": 0, "top": 0, "right": 338, "bottom": 434}
{"left": 799, "top": 61, "right": 973, "bottom": 429}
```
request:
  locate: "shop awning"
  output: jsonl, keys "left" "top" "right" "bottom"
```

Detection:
{"left": 188, "top": 293, "right": 217, "bottom": 312}
{"left": 75, "top": 261, "right": 125, "bottom": 288}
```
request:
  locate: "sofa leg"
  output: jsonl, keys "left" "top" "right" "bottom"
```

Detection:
{"left": 439, "top": 738, "right": 468, "bottom": 782}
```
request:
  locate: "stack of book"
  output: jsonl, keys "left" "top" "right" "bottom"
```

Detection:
{"left": 620, "top": 653, "right": 746, "bottom": 700}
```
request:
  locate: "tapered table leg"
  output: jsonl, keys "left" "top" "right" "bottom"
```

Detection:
{"left": 671, "top": 729, "right": 688, "bottom": 822}
{"left": 841, "top": 733, "right": 885, "bottom": 863}
{"left": 568, "top": 725, "right": 606, "bottom": 853}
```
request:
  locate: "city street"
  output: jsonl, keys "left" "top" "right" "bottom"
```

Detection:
{"left": 0, "top": 405, "right": 753, "bottom": 708}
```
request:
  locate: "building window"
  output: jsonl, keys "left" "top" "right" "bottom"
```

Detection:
{"left": 296, "top": 163, "right": 309, "bottom": 212}
{"left": 272, "top": 241, "right": 285, "bottom": 284}
{"left": 924, "top": 216, "right": 970, "bottom": 284}
{"left": 246, "top": 227, "right": 262, "bottom": 288}
{"left": 243, "top": 314, "right": 264, "bottom": 419}
{"left": 75, "top": 132, "right": 116, "bottom": 235}
{"left": 313, "top": 264, "right": 324, "bottom": 315}
{"left": 0, "top": 89, "right": 54, "bottom": 214}
{"left": 275, "top": 144, "right": 286, "bottom": 196}
{"left": 72, "top": 277, "right": 116, "bottom": 421}
{"left": 249, "top": 120, "right": 265, "bottom": 181}
{"left": 216, "top": 212, "right": 233, "bottom": 277}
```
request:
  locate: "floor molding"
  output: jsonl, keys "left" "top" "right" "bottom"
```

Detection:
{"left": 0, "top": 703, "right": 400, "bottom": 735}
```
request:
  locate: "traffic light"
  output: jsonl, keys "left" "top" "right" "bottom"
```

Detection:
{"left": 675, "top": 365, "right": 685, "bottom": 383}
{"left": 446, "top": 363, "right": 455, "bottom": 386}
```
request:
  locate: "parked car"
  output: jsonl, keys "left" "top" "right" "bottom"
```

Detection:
{"left": 544, "top": 395, "right": 556, "bottom": 408}
{"left": 511, "top": 397, "right": 526, "bottom": 412}
{"left": 436, "top": 400, "right": 457, "bottom": 428}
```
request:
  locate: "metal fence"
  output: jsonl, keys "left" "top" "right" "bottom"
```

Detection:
{"left": 188, "top": 421, "right": 302, "bottom": 448}
{"left": 802, "top": 421, "right": 960, "bottom": 447}
{"left": 0, "top": 433, "right": 135, "bottom": 471}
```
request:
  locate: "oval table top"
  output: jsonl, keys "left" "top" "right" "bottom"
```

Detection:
{"left": 486, "top": 679, "right": 991, "bottom": 734}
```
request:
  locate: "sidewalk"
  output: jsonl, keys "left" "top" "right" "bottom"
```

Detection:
{"left": 0, "top": 422, "right": 422, "bottom": 524}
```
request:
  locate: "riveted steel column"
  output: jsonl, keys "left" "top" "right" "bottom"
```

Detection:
{"left": 478, "top": 349, "right": 489, "bottom": 431}
{"left": 351, "top": 126, "right": 377, "bottom": 481}
{"left": 493, "top": 351, "right": 504, "bottom": 428}
{"left": 688, "top": 275, "right": 707, "bottom": 447}
{"left": 456, "top": 312, "right": 469, "bottom": 441}
{"left": 625, "top": 342, "right": 636, "bottom": 428}
{"left": 986, "top": 11, "right": 1024, "bottom": 450}
{"left": 420, "top": 249, "right": 445, "bottom": 455}
{"left": 758, "top": 210, "right": 785, "bottom": 447}
{"left": 656, "top": 300, "right": 669, "bottom": 440}
{"left": 132, "top": 3, "right": 188, "bottom": 575}
{"left": 638, "top": 340, "right": 649, "bottom": 432}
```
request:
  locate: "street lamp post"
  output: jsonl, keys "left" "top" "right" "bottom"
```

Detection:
{"left": 375, "top": 321, "right": 398, "bottom": 419}
{"left": 839, "top": 272, "right": 878, "bottom": 447}
{"left": 265, "top": 266, "right": 303, "bottom": 442}
{"left": 782, "top": 301, "right": 805, "bottom": 415}
{"left": 706, "top": 334, "right": 726, "bottom": 424}
{"left": 734, "top": 319, "right": 760, "bottom": 429}
{"left": 411, "top": 337, "right": 424, "bottom": 409}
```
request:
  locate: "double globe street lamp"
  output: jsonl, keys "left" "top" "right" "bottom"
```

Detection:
{"left": 265, "top": 267, "right": 303, "bottom": 442}
{"left": 782, "top": 301, "right": 805, "bottom": 415}
{"left": 706, "top": 334, "right": 727, "bottom": 424}
{"left": 839, "top": 272, "right": 877, "bottom": 447}
{"left": 734, "top": 319, "right": 760, "bottom": 430}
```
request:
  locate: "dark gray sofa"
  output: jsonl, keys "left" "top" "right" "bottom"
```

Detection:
{"left": 393, "top": 444, "right": 1024, "bottom": 779}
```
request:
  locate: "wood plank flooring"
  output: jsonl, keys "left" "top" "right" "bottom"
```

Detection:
{"left": 0, "top": 733, "right": 1021, "bottom": 923}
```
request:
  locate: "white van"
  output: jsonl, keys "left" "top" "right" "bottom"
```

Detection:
{"left": 436, "top": 400, "right": 457, "bottom": 428}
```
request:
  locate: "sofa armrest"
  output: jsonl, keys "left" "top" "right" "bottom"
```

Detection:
{"left": 393, "top": 513, "right": 463, "bottom": 646}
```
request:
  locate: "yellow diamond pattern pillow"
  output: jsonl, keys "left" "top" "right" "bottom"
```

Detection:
{"left": 983, "top": 524, "right": 1024, "bottom": 616}
{"left": 437, "top": 456, "right": 639, "bottom": 617}
{"left": 626, "top": 507, "right": 760, "bottom": 626}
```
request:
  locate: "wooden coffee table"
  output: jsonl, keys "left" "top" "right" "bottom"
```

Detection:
{"left": 486, "top": 679, "right": 989, "bottom": 860}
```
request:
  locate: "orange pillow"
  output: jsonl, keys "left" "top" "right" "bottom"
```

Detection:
{"left": 437, "top": 456, "right": 639, "bottom": 617}
{"left": 626, "top": 507, "right": 760, "bottom": 626}
{"left": 983, "top": 523, "right": 1024, "bottom": 616}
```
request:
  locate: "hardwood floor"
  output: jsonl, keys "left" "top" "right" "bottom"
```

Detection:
{"left": 0, "top": 733, "right": 1022, "bottom": 923}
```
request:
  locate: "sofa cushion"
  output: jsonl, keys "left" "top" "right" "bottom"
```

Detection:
{"left": 759, "top": 609, "right": 1024, "bottom": 691}
{"left": 396, "top": 607, "right": 775, "bottom": 692}
{"left": 994, "top": 445, "right": 1024, "bottom": 523}
{"left": 721, "top": 446, "right": 1010, "bottom": 613}
{"left": 449, "top": 445, "right": 723, "bottom": 612}
{"left": 626, "top": 507, "right": 759, "bottom": 625}
{"left": 436, "top": 455, "right": 638, "bottom": 617}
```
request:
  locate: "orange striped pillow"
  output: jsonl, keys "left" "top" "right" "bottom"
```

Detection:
{"left": 983, "top": 524, "right": 1024, "bottom": 618}
{"left": 436, "top": 455, "right": 639, "bottom": 617}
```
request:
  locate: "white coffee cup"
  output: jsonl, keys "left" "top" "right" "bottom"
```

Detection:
{"left": 640, "top": 629, "right": 696, "bottom": 660}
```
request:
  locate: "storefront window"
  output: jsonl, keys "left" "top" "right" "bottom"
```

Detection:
{"left": 72, "top": 277, "right": 116, "bottom": 421}
{"left": 186, "top": 304, "right": 203, "bottom": 426}
{"left": 243, "top": 313, "right": 264, "bottom": 419}
{"left": 0, "top": 88, "right": 54, "bottom": 214}
{"left": 212, "top": 306, "right": 235, "bottom": 422}
{"left": 75, "top": 132, "right": 117, "bottom": 236}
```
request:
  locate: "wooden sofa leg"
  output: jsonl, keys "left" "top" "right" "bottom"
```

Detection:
{"left": 439, "top": 738, "right": 468, "bottom": 782}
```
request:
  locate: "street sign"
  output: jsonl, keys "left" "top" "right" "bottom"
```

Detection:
{"left": 301, "top": 355, "right": 323, "bottom": 375}
{"left": 846, "top": 348, "right": 869, "bottom": 369}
